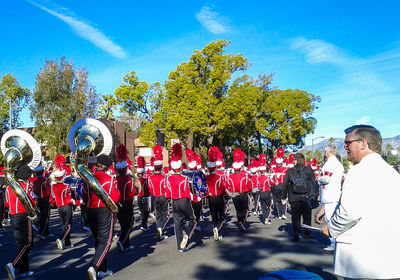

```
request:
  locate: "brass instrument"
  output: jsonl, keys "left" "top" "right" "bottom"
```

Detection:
{"left": 0, "top": 130, "right": 42, "bottom": 220}
{"left": 68, "top": 119, "right": 118, "bottom": 213}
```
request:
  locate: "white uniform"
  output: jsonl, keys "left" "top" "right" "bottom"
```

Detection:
{"left": 318, "top": 155, "right": 344, "bottom": 220}
{"left": 328, "top": 153, "right": 400, "bottom": 279}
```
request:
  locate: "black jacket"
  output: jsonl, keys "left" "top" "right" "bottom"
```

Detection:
{"left": 281, "top": 164, "right": 318, "bottom": 203}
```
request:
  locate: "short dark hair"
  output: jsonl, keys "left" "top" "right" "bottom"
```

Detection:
{"left": 96, "top": 154, "right": 112, "bottom": 169}
{"left": 15, "top": 164, "right": 33, "bottom": 181}
{"left": 344, "top": 125, "right": 382, "bottom": 153}
{"left": 294, "top": 153, "right": 305, "bottom": 163}
{"left": 154, "top": 165, "right": 162, "bottom": 172}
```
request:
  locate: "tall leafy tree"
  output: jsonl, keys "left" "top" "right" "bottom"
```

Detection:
{"left": 31, "top": 57, "right": 99, "bottom": 154}
{"left": 114, "top": 71, "right": 163, "bottom": 146}
{"left": 0, "top": 74, "right": 30, "bottom": 133}
{"left": 256, "top": 88, "right": 320, "bottom": 151}
{"left": 98, "top": 94, "right": 118, "bottom": 120}
{"left": 162, "top": 40, "right": 248, "bottom": 148}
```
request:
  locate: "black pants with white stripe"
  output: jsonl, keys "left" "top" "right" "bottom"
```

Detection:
{"left": 208, "top": 195, "right": 225, "bottom": 230}
{"left": 260, "top": 191, "right": 272, "bottom": 223}
{"left": 172, "top": 198, "right": 196, "bottom": 250}
{"left": 87, "top": 207, "right": 113, "bottom": 273}
{"left": 37, "top": 196, "right": 50, "bottom": 236}
{"left": 117, "top": 200, "right": 134, "bottom": 248}
{"left": 10, "top": 213, "right": 33, "bottom": 274}
{"left": 232, "top": 192, "right": 249, "bottom": 226}
{"left": 155, "top": 196, "right": 169, "bottom": 231}
{"left": 58, "top": 204, "right": 73, "bottom": 246}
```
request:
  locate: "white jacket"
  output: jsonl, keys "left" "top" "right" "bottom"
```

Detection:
{"left": 328, "top": 153, "right": 400, "bottom": 279}
{"left": 318, "top": 156, "right": 344, "bottom": 204}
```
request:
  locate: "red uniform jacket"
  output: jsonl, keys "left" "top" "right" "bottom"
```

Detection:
{"left": 50, "top": 181, "right": 77, "bottom": 207}
{"left": 258, "top": 174, "right": 271, "bottom": 192}
{"left": 271, "top": 166, "right": 287, "bottom": 185}
{"left": 165, "top": 174, "right": 199, "bottom": 202}
{"left": 137, "top": 177, "right": 150, "bottom": 197}
{"left": 32, "top": 176, "right": 51, "bottom": 198}
{"left": 227, "top": 172, "right": 251, "bottom": 194}
{"left": 5, "top": 180, "right": 36, "bottom": 215}
{"left": 116, "top": 174, "right": 135, "bottom": 202}
{"left": 82, "top": 171, "right": 120, "bottom": 209}
{"left": 206, "top": 173, "right": 226, "bottom": 197}
{"left": 249, "top": 174, "right": 260, "bottom": 191}
{"left": 148, "top": 173, "right": 167, "bottom": 197}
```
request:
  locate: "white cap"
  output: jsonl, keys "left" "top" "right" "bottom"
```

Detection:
{"left": 188, "top": 161, "right": 196, "bottom": 169}
{"left": 276, "top": 157, "right": 283, "bottom": 164}
{"left": 232, "top": 161, "right": 243, "bottom": 170}
{"left": 52, "top": 169, "right": 65, "bottom": 178}
{"left": 171, "top": 160, "right": 182, "bottom": 170}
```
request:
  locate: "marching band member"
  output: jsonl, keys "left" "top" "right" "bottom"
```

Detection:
{"left": 183, "top": 149, "right": 206, "bottom": 232}
{"left": 270, "top": 148, "right": 288, "bottom": 220}
{"left": 32, "top": 163, "right": 52, "bottom": 240}
{"left": 205, "top": 147, "right": 226, "bottom": 241}
{"left": 166, "top": 143, "right": 200, "bottom": 252}
{"left": 226, "top": 148, "right": 251, "bottom": 232}
{"left": 136, "top": 156, "right": 151, "bottom": 231}
{"left": 50, "top": 158, "right": 78, "bottom": 251}
{"left": 215, "top": 151, "right": 230, "bottom": 215}
{"left": 249, "top": 159, "right": 261, "bottom": 216}
{"left": 258, "top": 154, "right": 273, "bottom": 225}
{"left": 5, "top": 164, "right": 36, "bottom": 279}
{"left": 147, "top": 145, "right": 169, "bottom": 240}
{"left": 83, "top": 154, "right": 120, "bottom": 279}
{"left": 115, "top": 144, "right": 135, "bottom": 252}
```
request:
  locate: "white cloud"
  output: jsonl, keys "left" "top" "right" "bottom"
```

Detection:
{"left": 356, "top": 116, "right": 371, "bottom": 125}
{"left": 196, "top": 6, "right": 229, "bottom": 34}
{"left": 27, "top": 0, "right": 127, "bottom": 59}
{"left": 290, "top": 37, "right": 348, "bottom": 65}
{"left": 291, "top": 36, "right": 398, "bottom": 96}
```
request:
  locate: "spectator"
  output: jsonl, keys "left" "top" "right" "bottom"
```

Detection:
{"left": 321, "top": 125, "right": 400, "bottom": 279}
{"left": 281, "top": 153, "right": 318, "bottom": 241}
{"left": 315, "top": 144, "right": 344, "bottom": 251}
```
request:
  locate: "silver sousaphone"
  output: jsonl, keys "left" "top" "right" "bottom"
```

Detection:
{"left": 68, "top": 118, "right": 118, "bottom": 213}
{"left": 1, "top": 129, "right": 42, "bottom": 220}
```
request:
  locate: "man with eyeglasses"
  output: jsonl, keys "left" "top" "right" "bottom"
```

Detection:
{"left": 321, "top": 125, "right": 400, "bottom": 280}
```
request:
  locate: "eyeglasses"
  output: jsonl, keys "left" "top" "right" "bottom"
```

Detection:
{"left": 344, "top": 139, "right": 362, "bottom": 146}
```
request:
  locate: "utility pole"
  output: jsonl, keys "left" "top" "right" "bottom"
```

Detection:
{"left": 311, "top": 136, "right": 325, "bottom": 152}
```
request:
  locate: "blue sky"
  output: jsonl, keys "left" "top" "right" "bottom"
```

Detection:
{"left": 1, "top": 0, "right": 400, "bottom": 145}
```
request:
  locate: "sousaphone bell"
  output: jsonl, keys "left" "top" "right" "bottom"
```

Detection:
{"left": 68, "top": 118, "right": 118, "bottom": 213}
{"left": 0, "top": 129, "right": 42, "bottom": 220}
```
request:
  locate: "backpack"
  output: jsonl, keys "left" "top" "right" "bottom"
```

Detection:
{"left": 290, "top": 166, "right": 311, "bottom": 194}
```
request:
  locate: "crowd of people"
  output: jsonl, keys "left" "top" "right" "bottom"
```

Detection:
{"left": 0, "top": 138, "right": 323, "bottom": 279}
{"left": 1, "top": 123, "right": 400, "bottom": 280}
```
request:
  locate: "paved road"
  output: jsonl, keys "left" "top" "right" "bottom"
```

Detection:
{"left": 0, "top": 202, "right": 339, "bottom": 280}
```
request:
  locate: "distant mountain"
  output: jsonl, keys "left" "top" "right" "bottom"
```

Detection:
{"left": 303, "top": 136, "right": 400, "bottom": 156}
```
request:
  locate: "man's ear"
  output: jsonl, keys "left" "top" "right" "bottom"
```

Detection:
{"left": 360, "top": 139, "right": 368, "bottom": 150}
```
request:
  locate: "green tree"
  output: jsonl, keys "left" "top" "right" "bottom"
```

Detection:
{"left": 31, "top": 57, "right": 99, "bottom": 154}
{"left": 0, "top": 74, "right": 31, "bottom": 133}
{"left": 98, "top": 94, "right": 118, "bottom": 120}
{"left": 114, "top": 71, "right": 163, "bottom": 146}
{"left": 162, "top": 40, "right": 248, "bottom": 148}
{"left": 257, "top": 88, "right": 320, "bottom": 151}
